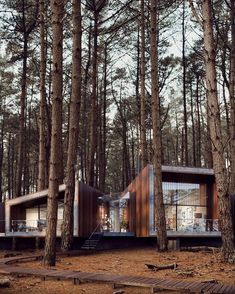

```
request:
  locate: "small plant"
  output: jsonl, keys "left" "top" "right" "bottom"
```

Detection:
{"left": 120, "top": 220, "right": 129, "bottom": 230}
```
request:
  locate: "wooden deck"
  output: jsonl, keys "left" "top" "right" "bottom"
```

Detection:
{"left": 0, "top": 254, "right": 234, "bottom": 293}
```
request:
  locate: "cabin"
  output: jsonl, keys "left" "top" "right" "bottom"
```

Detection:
{"left": 0, "top": 164, "right": 231, "bottom": 249}
{"left": 99, "top": 165, "right": 220, "bottom": 238}
{"left": 1, "top": 181, "right": 103, "bottom": 238}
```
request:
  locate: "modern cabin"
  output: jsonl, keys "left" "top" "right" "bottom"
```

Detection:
{"left": 0, "top": 165, "right": 229, "bottom": 245}
{"left": 1, "top": 181, "right": 103, "bottom": 238}
{"left": 98, "top": 165, "right": 220, "bottom": 238}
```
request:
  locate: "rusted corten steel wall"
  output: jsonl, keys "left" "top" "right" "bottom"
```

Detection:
{"left": 0, "top": 203, "right": 5, "bottom": 233}
{"left": 78, "top": 182, "right": 104, "bottom": 237}
{"left": 211, "top": 182, "right": 219, "bottom": 220}
{"left": 128, "top": 192, "right": 136, "bottom": 234}
{"left": 11, "top": 205, "right": 26, "bottom": 225}
{"left": 123, "top": 165, "right": 150, "bottom": 237}
{"left": 123, "top": 165, "right": 218, "bottom": 238}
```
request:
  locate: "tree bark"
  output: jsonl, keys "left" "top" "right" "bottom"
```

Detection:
{"left": 16, "top": 31, "right": 27, "bottom": 197}
{"left": 99, "top": 42, "right": 108, "bottom": 192}
{"left": 150, "top": 0, "right": 167, "bottom": 251}
{"left": 61, "top": 0, "right": 81, "bottom": 252}
{"left": 44, "top": 0, "right": 64, "bottom": 266}
{"left": 0, "top": 116, "right": 4, "bottom": 202}
{"left": 88, "top": 13, "right": 99, "bottom": 187}
{"left": 229, "top": 0, "right": 235, "bottom": 194}
{"left": 195, "top": 76, "right": 201, "bottom": 166}
{"left": 38, "top": 0, "right": 47, "bottom": 191}
{"left": 182, "top": 0, "right": 188, "bottom": 166}
{"left": 140, "top": 0, "right": 148, "bottom": 168}
{"left": 202, "top": 0, "right": 234, "bottom": 263}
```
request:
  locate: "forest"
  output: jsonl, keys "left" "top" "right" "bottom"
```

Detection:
{"left": 0, "top": 0, "right": 235, "bottom": 265}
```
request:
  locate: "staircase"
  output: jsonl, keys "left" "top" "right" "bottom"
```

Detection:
{"left": 81, "top": 229, "right": 103, "bottom": 251}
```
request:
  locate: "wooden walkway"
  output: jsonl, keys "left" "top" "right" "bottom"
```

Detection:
{"left": 0, "top": 254, "right": 235, "bottom": 293}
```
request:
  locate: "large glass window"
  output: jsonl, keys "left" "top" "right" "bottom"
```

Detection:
{"left": 163, "top": 182, "right": 207, "bottom": 206}
{"left": 149, "top": 180, "right": 209, "bottom": 234}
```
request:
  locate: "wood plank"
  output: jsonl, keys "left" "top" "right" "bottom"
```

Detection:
{"left": 215, "top": 284, "right": 234, "bottom": 294}
{"left": 204, "top": 283, "right": 227, "bottom": 294}
{"left": 182, "top": 281, "right": 204, "bottom": 290}
{"left": 222, "top": 285, "right": 235, "bottom": 294}
{"left": 189, "top": 281, "right": 213, "bottom": 292}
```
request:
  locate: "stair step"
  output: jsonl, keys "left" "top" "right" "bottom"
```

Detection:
{"left": 81, "top": 231, "right": 103, "bottom": 251}
{"left": 82, "top": 241, "right": 99, "bottom": 245}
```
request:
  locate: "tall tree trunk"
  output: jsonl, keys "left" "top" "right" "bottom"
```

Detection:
{"left": 229, "top": 0, "right": 235, "bottom": 194}
{"left": 7, "top": 134, "right": 12, "bottom": 199}
{"left": 195, "top": 76, "right": 202, "bottom": 166}
{"left": 182, "top": 0, "right": 188, "bottom": 166}
{"left": 140, "top": 0, "right": 148, "bottom": 168}
{"left": 61, "top": 0, "right": 81, "bottom": 252}
{"left": 202, "top": 0, "right": 234, "bottom": 263}
{"left": 38, "top": 0, "right": 47, "bottom": 191}
{"left": 16, "top": 32, "right": 27, "bottom": 197}
{"left": 88, "top": 13, "right": 99, "bottom": 187}
{"left": 99, "top": 42, "right": 107, "bottom": 192}
{"left": 80, "top": 24, "right": 92, "bottom": 183}
{"left": 44, "top": 0, "right": 64, "bottom": 266}
{"left": 190, "top": 80, "right": 196, "bottom": 166}
{"left": 23, "top": 99, "right": 31, "bottom": 195}
{"left": 0, "top": 117, "right": 4, "bottom": 202}
{"left": 150, "top": 0, "right": 167, "bottom": 251}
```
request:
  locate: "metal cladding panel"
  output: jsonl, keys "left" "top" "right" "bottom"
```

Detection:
{"left": 11, "top": 205, "right": 26, "bottom": 223}
{"left": 129, "top": 192, "right": 136, "bottom": 233}
{"left": 124, "top": 165, "right": 150, "bottom": 237}
{"left": 0, "top": 203, "right": 5, "bottom": 232}
{"left": 211, "top": 183, "right": 219, "bottom": 219}
{"left": 78, "top": 182, "right": 103, "bottom": 237}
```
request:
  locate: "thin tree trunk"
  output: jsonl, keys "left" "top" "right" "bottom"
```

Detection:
{"left": 195, "top": 76, "right": 201, "bottom": 166}
{"left": 182, "top": 0, "right": 188, "bottom": 166}
{"left": 229, "top": 0, "right": 235, "bottom": 194}
{"left": 190, "top": 80, "right": 196, "bottom": 166}
{"left": 88, "top": 13, "right": 99, "bottom": 187}
{"left": 44, "top": 0, "right": 64, "bottom": 266}
{"left": 99, "top": 42, "right": 108, "bottom": 192}
{"left": 0, "top": 117, "right": 4, "bottom": 202}
{"left": 16, "top": 32, "right": 27, "bottom": 197}
{"left": 80, "top": 24, "right": 92, "bottom": 183}
{"left": 7, "top": 134, "right": 11, "bottom": 198}
{"left": 202, "top": 0, "right": 234, "bottom": 263}
{"left": 23, "top": 99, "right": 31, "bottom": 195}
{"left": 140, "top": 0, "right": 148, "bottom": 168}
{"left": 150, "top": 0, "right": 167, "bottom": 251}
{"left": 38, "top": 0, "right": 47, "bottom": 191}
{"left": 61, "top": 0, "right": 81, "bottom": 251}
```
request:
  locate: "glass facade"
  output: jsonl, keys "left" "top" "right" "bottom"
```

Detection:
{"left": 149, "top": 179, "right": 210, "bottom": 234}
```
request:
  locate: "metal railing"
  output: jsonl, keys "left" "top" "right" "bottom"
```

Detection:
{"left": 166, "top": 218, "right": 219, "bottom": 232}
{"left": 11, "top": 219, "right": 63, "bottom": 234}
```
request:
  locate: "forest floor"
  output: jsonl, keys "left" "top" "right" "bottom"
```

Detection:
{"left": 0, "top": 247, "right": 235, "bottom": 294}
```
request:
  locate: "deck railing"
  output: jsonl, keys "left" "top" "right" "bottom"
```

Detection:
{"left": 11, "top": 219, "right": 63, "bottom": 234}
{"left": 166, "top": 218, "right": 219, "bottom": 232}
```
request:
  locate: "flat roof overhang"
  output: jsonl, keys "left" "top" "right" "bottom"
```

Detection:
{"left": 160, "top": 165, "right": 215, "bottom": 183}
{"left": 162, "top": 165, "right": 214, "bottom": 176}
{"left": 5, "top": 184, "right": 66, "bottom": 208}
